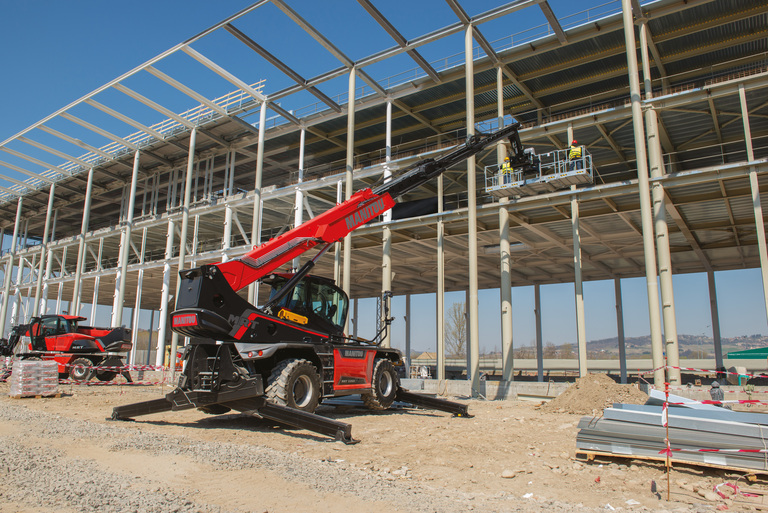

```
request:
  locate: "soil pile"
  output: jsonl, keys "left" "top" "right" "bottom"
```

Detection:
{"left": 543, "top": 373, "right": 648, "bottom": 415}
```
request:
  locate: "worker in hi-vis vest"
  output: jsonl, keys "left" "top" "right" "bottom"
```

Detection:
{"left": 500, "top": 156, "right": 512, "bottom": 184}
{"left": 568, "top": 140, "right": 582, "bottom": 171}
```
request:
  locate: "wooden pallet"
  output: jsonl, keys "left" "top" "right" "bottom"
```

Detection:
{"left": 576, "top": 450, "right": 766, "bottom": 480}
{"left": 9, "top": 393, "right": 62, "bottom": 400}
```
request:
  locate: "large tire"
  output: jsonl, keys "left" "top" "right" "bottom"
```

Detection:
{"left": 69, "top": 358, "right": 94, "bottom": 382}
{"left": 266, "top": 359, "right": 321, "bottom": 413}
{"left": 363, "top": 358, "right": 400, "bottom": 410}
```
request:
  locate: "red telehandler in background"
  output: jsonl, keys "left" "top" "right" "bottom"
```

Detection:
{"left": 2, "top": 314, "right": 132, "bottom": 382}
{"left": 113, "top": 124, "right": 528, "bottom": 442}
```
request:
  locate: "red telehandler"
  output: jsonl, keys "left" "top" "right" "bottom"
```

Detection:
{"left": 3, "top": 315, "right": 132, "bottom": 382}
{"left": 112, "top": 124, "right": 527, "bottom": 442}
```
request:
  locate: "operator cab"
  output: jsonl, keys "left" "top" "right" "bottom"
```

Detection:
{"left": 38, "top": 315, "right": 84, "bottom": 337}
{"left": 264, "top": 274, "right": 349, "bottom": 337}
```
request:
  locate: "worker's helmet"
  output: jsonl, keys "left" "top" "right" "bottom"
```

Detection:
{"left": 504, "top": 156, "right": 510, "bottom": 161}
{"left": 572, "top": 140, "right": 578, "bottom": 145}
{"left": 711, "top": 381, "right": 720, "bottom": 388}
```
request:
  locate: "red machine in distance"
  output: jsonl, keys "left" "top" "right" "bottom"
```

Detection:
{"left": 113, "top": 124, "right": 524, "bottom": 442}
{"left": 8, "top": 314, "right": 132, "bottom": 382}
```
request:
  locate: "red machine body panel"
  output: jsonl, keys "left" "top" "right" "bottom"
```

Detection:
{"left": 332, "top": 347, "right": 376, "bottom": 390}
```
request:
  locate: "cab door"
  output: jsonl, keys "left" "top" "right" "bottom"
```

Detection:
{"left": 29, "top": 319, "right": 47, "bottom": 351}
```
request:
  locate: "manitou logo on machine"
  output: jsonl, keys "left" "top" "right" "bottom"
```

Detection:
{"left": 345, "top": 198, "right": 386, "bottom": 230}
{"left": 172, "top": 314, "right": 198, "bottom": 327}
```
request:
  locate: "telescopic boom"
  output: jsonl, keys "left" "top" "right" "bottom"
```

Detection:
{"left": 215, "top": 123, "right": 522, "bottom": 292}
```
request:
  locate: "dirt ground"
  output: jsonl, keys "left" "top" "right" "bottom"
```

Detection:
{"left": 1, "top": 374, "right": 767, "bottom": 512}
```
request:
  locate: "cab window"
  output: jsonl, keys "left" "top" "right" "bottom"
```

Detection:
{"left": 308, "top": 281, "right": 347, "bottom": 330}
{"left": 41, "top": 317, "right": 59, "bottom": 337}
{"left": 268, "top": 279, "right": 308, "bottom": 313}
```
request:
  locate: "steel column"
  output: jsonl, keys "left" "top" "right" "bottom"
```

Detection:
{"left": 113, "top": 150, "right": 140, "bottom": 327}
{"left": 334, "top": 179, "right": 342, "bottom": 286}
{"left": 40, "top": 210, "right": 57, "bottom": 316}
{"left": 130, "top": 228, "right": 147, "bottom": 365}
{"left": 292, "top": 127, "right": 306, "bottom": 271}
{"left": 535, "top": 283, "right": 543, "bottom": 382}
{"left": 170, "top": 127, "right": 197, "bottom": 372}
{"left": 0, "top": 227, "right": 3, "bottom": 309}
{"left": 615, "top": 278, "right": 627, "bottom": 383}
{"left": 622, "top": 0, "right": 664, "bottom": 386}
{"left": 156, "top": 218, "right": 175, "bottom": 367}
{"left": 55, "top": 247, "right": 66, "bottom": 315}
{"left": 0, "top": 197, "right": 23, "bottom": 337}
{"left": 222, "top": 150, "right": 235, "bottom": 263}
{"left": 382, "top": 100, "right": 393, "bottom": 348}
{"left": 641, "top": 20, "right": 681, "bottom": 384}
{"left": 342, "top": 67, "right": 356, "bottom": 329}
{"left": 465, "top": 24, "right": 480, "bottom": 393}
{"left": 90, "top": 238, "right": 103, "bottom": 320}
{"left": 248, "top": 101, "right": 267, "bottom": 305}
{"left": 739, "top": 84, "right": 768, "bottom": 324}
{"left": 571, "top": 186, "right": 588, "bottom": 376}
{"left": 33, "top": 183, "right": 55, "bottom": 317}
{"left": 708, "top": 270, "right": 723, "bottom": 370}
{"left": 353, "top": 298, "right": 359, "bottom": 338}
{"left": 72, "top": 167, "right": 95, "bottom": 315}
{"left": 9, "top": 254, "right": 24, "bottom": 326}
{"left": 499, "top": 200, "right": 514, "bottom": 382}
{"left": 498, "top": 67, "right": 514, "bottom": 382}
{"left": 436, "top": 172, "right": 445, "bottom": 381}
{"left": 405, "top": 294, "right": 411, "bottom": 370}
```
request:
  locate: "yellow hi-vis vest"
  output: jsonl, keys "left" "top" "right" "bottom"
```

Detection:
{"left": 569, "top": 145, "right": 582, "bottom": 159}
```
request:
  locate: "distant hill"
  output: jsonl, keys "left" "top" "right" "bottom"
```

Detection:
{"left": 584, "top": 334, "right": 768, "bottom": 358}
{"left": 409, "top": 334, "right": 768, "bottom": 360}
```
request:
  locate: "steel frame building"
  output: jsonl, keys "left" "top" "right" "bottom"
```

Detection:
{"left": 0, "top": 0, "right": 766, "bottom": 389}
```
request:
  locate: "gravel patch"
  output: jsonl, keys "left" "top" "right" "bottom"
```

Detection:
{"left": 0, "top": 399, "right": 709, "bottom": 513}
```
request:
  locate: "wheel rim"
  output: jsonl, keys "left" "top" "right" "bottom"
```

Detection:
{"left": 378, "top": 370, "right": 394, "bottom": 397}
{"left": 292, "top": 374, "right": 313, "bottom": 408}
{"left": 72, "top": 364, "right": 90, "bottom": 380}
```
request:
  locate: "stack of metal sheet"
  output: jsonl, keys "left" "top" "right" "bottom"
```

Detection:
{"left": 577, "top": 398, "right": 768, "bottom": 472}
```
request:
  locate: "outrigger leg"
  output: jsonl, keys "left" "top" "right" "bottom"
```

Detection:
{"left": 110, "top": 377, "right": 357, "bottom": 444}
{"left": 395, "top": 388, "right": 473, "bottom": 417}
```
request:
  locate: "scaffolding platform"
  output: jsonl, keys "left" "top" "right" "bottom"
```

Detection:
{"left": 485, "top": 148, "right": 593, "bottom": 198}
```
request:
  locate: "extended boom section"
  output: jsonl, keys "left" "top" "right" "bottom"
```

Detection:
{"left": 215, "top": 123, "right": 522, "bottom": 293}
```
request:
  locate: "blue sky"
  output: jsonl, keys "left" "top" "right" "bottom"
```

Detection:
{"left": 1, "top": 1, "right": 766, "bottom": 353}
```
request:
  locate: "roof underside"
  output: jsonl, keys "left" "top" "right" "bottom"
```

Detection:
{"left": 1, "top": 0, "right": 767, "bottom": 308}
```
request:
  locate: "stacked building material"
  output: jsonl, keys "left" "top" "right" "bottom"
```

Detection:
{"left": 577, "top": 400, "right": 768, "bottom": 472}
{"left": 8, "top": 359, "right": 59, "bottom": 398}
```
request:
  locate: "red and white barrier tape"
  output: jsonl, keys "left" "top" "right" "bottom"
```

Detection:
{"left": 61, "top": 363, "right": 166, "bottom": 372}
{"left": 667, "top": 399, "right": 767, "bottom": 406}
{"left": 58, "top": 379, "right": 170, "bottom": 386}
{"left": 661, "top": 447, "right": 768, "bottom": 454}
